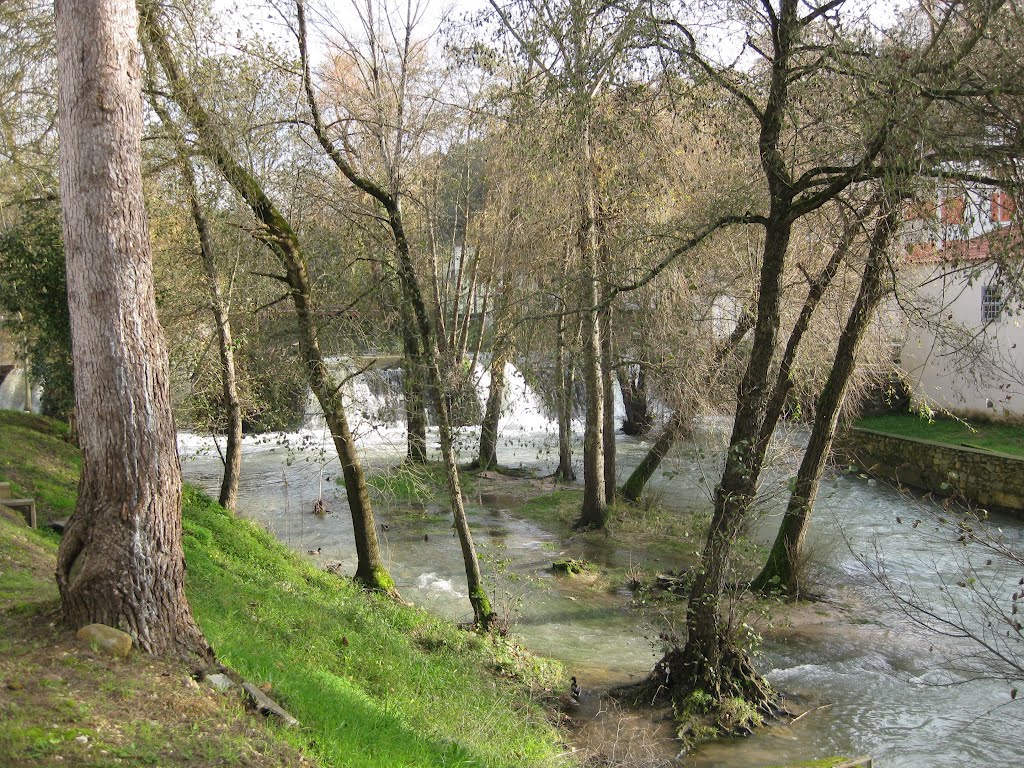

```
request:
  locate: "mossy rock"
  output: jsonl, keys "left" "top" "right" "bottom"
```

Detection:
{"left": 552, "top": 558, "right": 590, "bottom": 575}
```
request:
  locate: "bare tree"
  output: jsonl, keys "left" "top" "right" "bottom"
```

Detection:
{"left": 140, "top": 0, "right": 397, "bottom": 595}
{"left": 296, "top": 0, "right": 494, "bottom": 627}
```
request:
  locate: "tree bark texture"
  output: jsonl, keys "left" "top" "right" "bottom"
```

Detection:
{"left": 674, "top": 1, "right": 802, "bottom": 704}
{"left": 753, "top": 201, "right": 898, "bottom": 595}
{"left": 54, "top": 0, "right": 208, "bottom": 658}
{"left": 141, "top": 5, "right": 395, "bottom": 594}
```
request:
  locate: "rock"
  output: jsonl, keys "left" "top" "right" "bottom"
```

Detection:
{"left": 185, "top": 676, "right": 201, "bottom": 690}
{"left": 75, "top": 624, "right": 132, "bottom": 658}
{"left": 552, "top": 558, "right": 589, "bottom": 575}
{"left": 242, "top": 682, "right": 299, "bottom": 727}
{"left": 41, "top": 674, "right": 64, "bottom": 685}
{"left": 205, "top": 673, "right": 236, "bottom": 692}
{"left": 74, "top": 735, "right": 89, "bottom": 745}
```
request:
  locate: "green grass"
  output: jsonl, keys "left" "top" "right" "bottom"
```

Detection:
{"left": 0, "top": 410, "right": 81, "bottom": 525}
{"left": 182, "top": 486, "right": 568, "bottom": 768}
{"left": 0, "top": 413, "right": 571, "bottom": 768}
{"left": 857, "top": 411, "right": 1024, "bottom": 457}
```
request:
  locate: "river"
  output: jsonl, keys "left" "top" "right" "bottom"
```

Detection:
{"left": 178, "top": 376, "right": 1021, "bottom": 767}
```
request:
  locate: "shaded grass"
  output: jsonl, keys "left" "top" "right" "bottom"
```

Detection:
{"left": 0, "top": 410, "right": 80, "bottom": 526}
{"left": 0, "top": 517, "right": 309, "bottom": 768}
{"left": 858, "top": 412, "right": 1024, "bottom": 457}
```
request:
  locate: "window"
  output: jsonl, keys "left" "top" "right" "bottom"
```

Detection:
{"left": 982, "top": 283, "right": 1003, "bottom": 323}
{"left": 991, "top": 190, "right": 1016, "bottom": 223}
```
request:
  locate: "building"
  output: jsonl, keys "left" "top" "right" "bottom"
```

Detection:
{"left": 898, "top": 181, "right": 1023, "bottom": 420}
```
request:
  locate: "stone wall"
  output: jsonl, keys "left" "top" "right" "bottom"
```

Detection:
{"left": 836, "top": 427, "right": 1024, "bottom": 516}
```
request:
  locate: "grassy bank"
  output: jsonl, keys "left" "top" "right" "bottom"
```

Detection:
{"left": 858, "top": 411, "right": 1024, "bottom": 457}
{"left": 0, "top": 411, "right": 80, "bottom": 526}
{"left": 0, "top": 412, "right": 570, "bottom": 768}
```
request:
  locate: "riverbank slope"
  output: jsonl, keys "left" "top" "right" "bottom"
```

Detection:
{"left": 0, "top": 412, "right": 569, "bottom": 767}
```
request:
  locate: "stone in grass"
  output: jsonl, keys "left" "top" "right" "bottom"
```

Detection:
{"left": 76, "top": 624, "right": 132, "bottom": 658}
{"left": 243, "top": 682, "right": 299, "bottom": 728}
{"left": 204, "top": 673, "right": 236, "bottom": 692}
{"left": 552, "top": 558, "right": 589, "bottom": 575}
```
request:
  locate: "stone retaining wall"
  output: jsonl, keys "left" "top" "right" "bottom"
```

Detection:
{"left": 835, "top": 427, "right": 1024, "bottom": 516}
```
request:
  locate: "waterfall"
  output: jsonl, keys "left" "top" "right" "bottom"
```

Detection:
{"left": 298, "top": 356, "right": 634, "bottom": 440}
{"left": 0, "top": 366, "right": 40, "bottom": 413}
{"left": 476, "top": 361, "right": 558, "bottom": 433}
{"left": 302, "top": 358, "right": 406, "bottom": 436}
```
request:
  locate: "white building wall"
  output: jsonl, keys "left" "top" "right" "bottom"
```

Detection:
{"left": 900, "top": 262, "right": 1024, "bottom": 421}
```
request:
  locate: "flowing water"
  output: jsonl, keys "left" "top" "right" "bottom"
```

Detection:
{"left": 178, "top": 365, "right": 1021, "bottom": 767}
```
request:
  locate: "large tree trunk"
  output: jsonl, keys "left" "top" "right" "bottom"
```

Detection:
{"left": 142, "top": 6, "right": 395, "bottom": 594}
{"left": 575, "top": 115, "right": 607, "bottom": 529}
{"left": 672, "top": 210, "right": 793, "bottom": 707}
{"left": 54, "top": 0, "right": 208, "bottom": 659}
{"left": 753, "top": 202, "right": 897, "bottom": 595}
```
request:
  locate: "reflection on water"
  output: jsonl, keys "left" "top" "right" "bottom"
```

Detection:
{"left": 180, "top": 425, "right": 1021, "bottom": 767}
